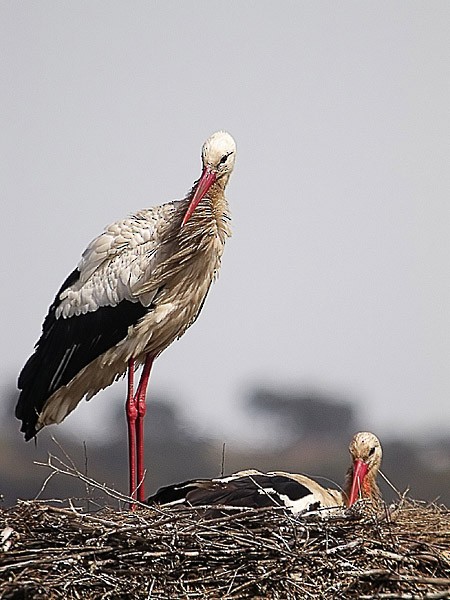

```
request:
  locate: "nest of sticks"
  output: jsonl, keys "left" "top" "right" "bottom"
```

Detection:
{"left": 1, "top": 456, "right": 449, "bottom": 599}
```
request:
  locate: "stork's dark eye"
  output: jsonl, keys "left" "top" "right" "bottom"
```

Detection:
{"left": 219, "top": 152, "right": 231, "bottom": 165}
{"left": 369, "top": 447, "right": 376, "bottom": 457}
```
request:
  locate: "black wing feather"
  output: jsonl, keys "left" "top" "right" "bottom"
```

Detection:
{"left": 148, "top": 474, "right": 313, "bottom": 510}
{"left": 16, "top": 268, "right": 148, "bottom": 440}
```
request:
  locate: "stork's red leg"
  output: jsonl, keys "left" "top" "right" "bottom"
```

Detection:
{"left": 134, "top": 354, "right": 154, "bottom": 502}
{"left": 125, "top": 358, "right": 138, "bottom": 504}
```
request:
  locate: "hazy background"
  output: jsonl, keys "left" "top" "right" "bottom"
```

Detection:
{"left": 1, "top": 2, "right": 449, "bottom": 502}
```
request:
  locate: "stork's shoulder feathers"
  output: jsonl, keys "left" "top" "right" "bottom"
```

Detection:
{"left": 57, "top": 203, "right": 181, "bottom": 318}
{"left": 78, "top": 204, "right": 178, "bottom": 281}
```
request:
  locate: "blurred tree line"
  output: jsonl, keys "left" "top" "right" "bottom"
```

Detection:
{"left": 1, "top": 385, "right": 449, "bottom": 507}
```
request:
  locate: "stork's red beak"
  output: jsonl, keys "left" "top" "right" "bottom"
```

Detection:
{"left": 182, "top": 167, "right": 217, "bottom": 226}
{"left": 348, "top": 458, "right": 369, "bottom": 506}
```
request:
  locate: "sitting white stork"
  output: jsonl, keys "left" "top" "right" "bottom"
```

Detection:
{"left": 147, "top": 432, "right": 383, "bottom": 514}
{"left": 16, "top": 131, "right": 236, "bottom": 504}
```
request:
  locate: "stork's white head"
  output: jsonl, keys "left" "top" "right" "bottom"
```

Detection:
{"left": 347, "top": 431, "right": 382, "bottom": 506}
{"left": 182, "top": 131, "right": 236, "bottom": 226}
{"left": 201, "top": 131, "right": 237, "bottom": 177}
{"left": 349, "top": 432, "right": 382, "bottom": 466}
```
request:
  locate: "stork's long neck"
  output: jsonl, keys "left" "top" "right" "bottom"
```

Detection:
{"left": 343, "top": 465, "right": 381, "bottom": 508}
{"left": 180, "top": 180, "right": 231, "bottom": 246}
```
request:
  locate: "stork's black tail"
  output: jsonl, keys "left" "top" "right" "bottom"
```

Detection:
{"left": 16, "top": 268, "right": 147, "bottom": 440}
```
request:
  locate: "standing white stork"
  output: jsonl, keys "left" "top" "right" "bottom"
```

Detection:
{"left": 147, "top": 432, "right": 383, "bottom": 515}
{"left": 16, "top": 131, "right": 236, "bottom": 504}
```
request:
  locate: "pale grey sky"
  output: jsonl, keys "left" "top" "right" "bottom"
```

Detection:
{"left": 2, "top": 2, "right": 450, "bottom": 446}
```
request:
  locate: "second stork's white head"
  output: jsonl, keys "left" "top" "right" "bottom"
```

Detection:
{"left": 182, "top": 131, "right": 236, "bottom": 225}
{"left": 347, "top": 431, "right": 383, "bottom": 506}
